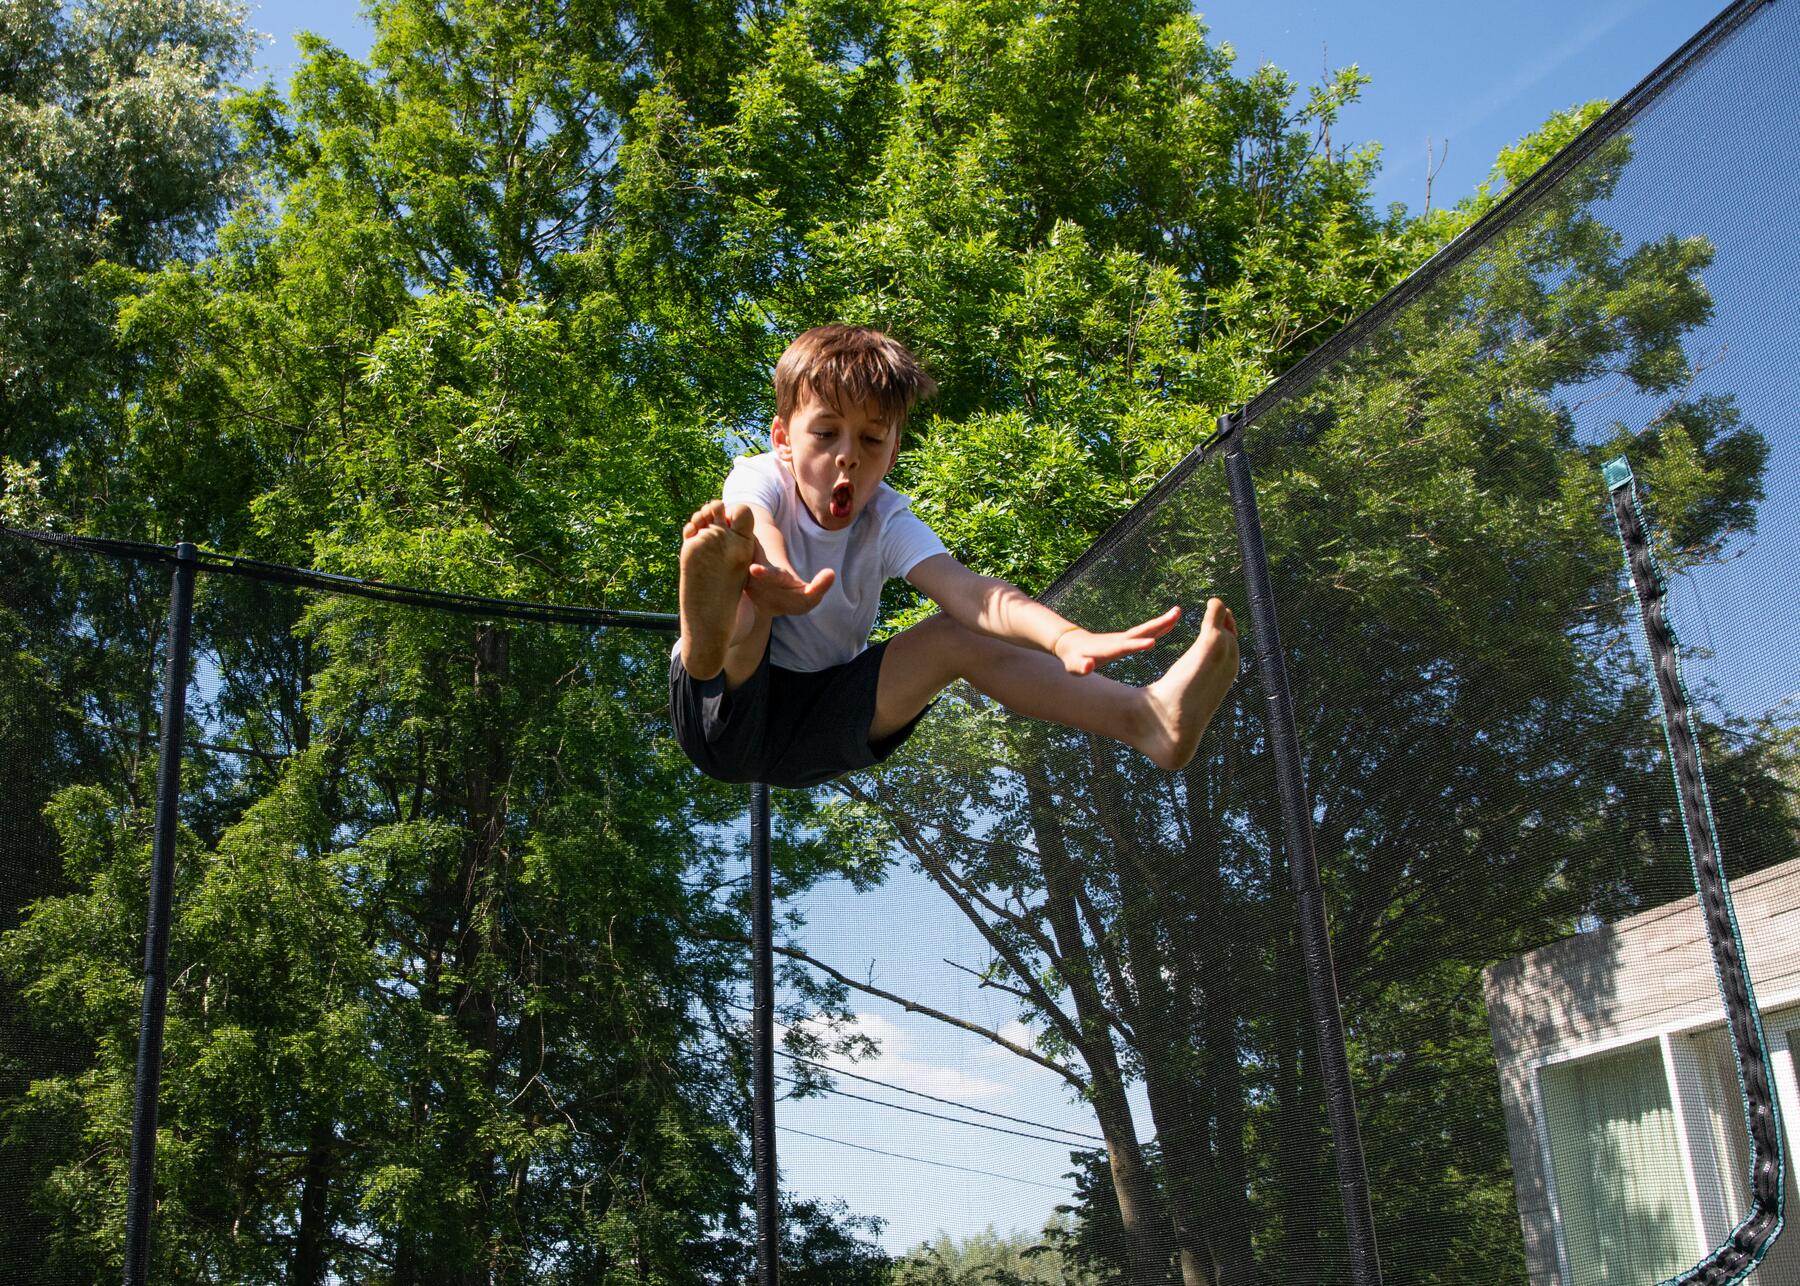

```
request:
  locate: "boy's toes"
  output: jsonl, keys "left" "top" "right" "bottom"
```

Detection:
{"left": 684, "top": 500, "right": 731, "bottom": 540}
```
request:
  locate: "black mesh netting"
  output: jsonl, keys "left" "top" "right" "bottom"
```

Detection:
{"left": 5, "top": 2, "right": 1800, "bottom": 1284}
{"left": 0, "top": 543, "right": 170, "bottom": 1280}
{"left": 811, "top": 2, "right": 1800, "bottom": 1284}
{"left": 0, "top": 547, "right": 809, "bottom": 1284}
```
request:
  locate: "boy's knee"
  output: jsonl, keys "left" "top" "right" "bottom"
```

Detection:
{"left": 903, "top": 613, "right": 969, "bottom": 650}
{"left": 896, "top": 613, "right": 1004, "bottom": 680}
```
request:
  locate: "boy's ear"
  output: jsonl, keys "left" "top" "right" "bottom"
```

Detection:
{"left": 771, "top": 417, "right": 792, "bottom": 464}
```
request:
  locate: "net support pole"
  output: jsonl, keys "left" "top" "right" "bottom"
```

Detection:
{"left": 123, "top": 541, "right": 197, "bottom": 1286}
{"left": 1222, "top": 421, "right": 1382, "bottom": 1286}
{"left": 750, "top": 781, "right": 780, "bottom": 1285}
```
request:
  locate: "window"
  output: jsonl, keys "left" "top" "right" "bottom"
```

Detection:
{"left": 1536, "top": 1010, "right": 1800, "bottom": 1285}
{"left": 1540, "top": 1041, "right": 1697, "bottom": 1286}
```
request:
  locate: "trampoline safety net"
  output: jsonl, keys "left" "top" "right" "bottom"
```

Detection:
{"left": 2, "top": 1, "right": 1799, "bottom": 1285}
{"left": 818, "top": 1, "right": 1800, "bottom": 1283}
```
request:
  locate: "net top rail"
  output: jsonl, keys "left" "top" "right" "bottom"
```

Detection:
{"left": 0, "top": 526, "right": 679, "bottom": 632}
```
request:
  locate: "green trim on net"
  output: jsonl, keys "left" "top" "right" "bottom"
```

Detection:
{"left": 1606, "top": 455, "right": 1786, "bottom": 1286}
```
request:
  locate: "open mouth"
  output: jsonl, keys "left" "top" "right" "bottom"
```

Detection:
{"left": 830, "top": 482, "right": 853, "bottom": 520}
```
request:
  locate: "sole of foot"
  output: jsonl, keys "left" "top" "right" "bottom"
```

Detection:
{"left": 1143, "top": 598, "right": 1240, "bottom": 772}
{"left": 679, "top": 501, "right": 755, "bottom": 679}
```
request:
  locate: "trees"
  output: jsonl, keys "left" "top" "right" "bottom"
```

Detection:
{"left": 3, "top": 2, "right": 863, "bottom": 1282}
{"left": 895, "top": 1220, "right": 1097, "bottom": 1285}
{"left": 700, "top": 9, "right": 1423, "bottom": 1275}
{"left": 826, "top": 119, "right": 1791, "bottom": 1286}
{"left": 2, "top": 0, "right": 1465, "bottom": 1276}
{"left": 0, "top": 7, "right": 251, "bottom": 1253}
{"left": 0, "top": 0, "right": 252, "bottom": 463}
{"left": 5, "top": 0, "right": 1789, "bottom": 1282}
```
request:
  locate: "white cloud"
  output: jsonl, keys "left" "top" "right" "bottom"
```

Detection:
{"left": 979, "top": 1019, "right": 1039, "bottom": 1062}
{"left": 784, "top": 1011, "right": 1017, "bottom": 1102}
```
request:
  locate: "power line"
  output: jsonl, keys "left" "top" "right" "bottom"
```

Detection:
{"left": 779, "top": 1051, "right": 1105, "bottom": 1143}
{"left": 775, "top": 1074, "right": 1092, "bottom": 1148}
{"left": 776, "top": 1126, "right": 1071, "bottom": 1192}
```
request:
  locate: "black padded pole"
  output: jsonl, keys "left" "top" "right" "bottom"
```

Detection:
{"left": 750, "top": 781, "right": 780, "bottom": 1285}
{"left": 123, "top": 541, "right": 197, "bottom": 1286}
{"left": 1607, "top": 458, "right": 1783, "bottom": 1285}
{"left": 1222, "top": 424, "right": 1382, "bottom": 1286}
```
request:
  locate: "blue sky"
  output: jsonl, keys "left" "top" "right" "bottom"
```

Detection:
{"left": 235, "top": 0, "right": 1770, "bottom": 1257}
{"left": 241, "top": 0, "right": 1725, "bottom": 213}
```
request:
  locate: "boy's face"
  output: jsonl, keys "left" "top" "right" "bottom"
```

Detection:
{"left": 772, "top": 391, "right": 901, "bottom": 531}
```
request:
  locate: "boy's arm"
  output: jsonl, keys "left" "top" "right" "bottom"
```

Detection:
{"left": 906, "top": 553, "right": 1178, "bottom": 675}
{"left": 741, "top": 503, "right": 835, "bottom": 614}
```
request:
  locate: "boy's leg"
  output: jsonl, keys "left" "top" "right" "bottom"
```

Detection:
{"left": 678, "top": 501, "right": 773, "bottom": 687}
{"left": 872, "top": 599, "right": 1240, "bottom": 772}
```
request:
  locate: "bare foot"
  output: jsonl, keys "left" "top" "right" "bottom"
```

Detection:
{"left": 679, "top": 501, "right": 756, "bottom": 679}
{"left": 1139, "top": 598, "right": 1240, "bottom": 771}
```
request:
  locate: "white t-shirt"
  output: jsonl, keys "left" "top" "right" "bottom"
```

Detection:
{"left": 720, "top": 451, "right": 947, "bottom": 672}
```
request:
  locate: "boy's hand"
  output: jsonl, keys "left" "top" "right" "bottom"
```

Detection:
{"left": 1051, "top": 606, "right": 1182, "bottom": 675}
{"left": 746, "top": 560, "right": 836, "bottom": 616}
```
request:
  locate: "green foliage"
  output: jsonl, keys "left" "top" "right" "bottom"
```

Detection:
{"left": 3, "top": 0, "right": 1792, "bottom": 1283}
{"left": 781, "top": 1196, "right": 897, "bottom": 1284}
{"left": 0, "top": 0, "right": 252, "bottom": 462}
{"left": 895, "top": 1219, "right": 1096, "bottom": 1285}
{"left": 835, "top": 105, "right": 1790, "bottom": 1286}
{"left": 7, "top": 1, "right": 865, "bottom": 1280}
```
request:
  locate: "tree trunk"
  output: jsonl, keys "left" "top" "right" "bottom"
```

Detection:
{"left": 1201, "top": 951, "right": 1255, "bottom": 1285}
{"left": 290, "top": 1120, "right": 336, "bottom": 1286}
{"left": 1139, "top": 1061, "right": 1220, "bottom": 1286}
{"left": 445, "top": 623, "right": 513, "bottom": 1286}
{"left": 1025, "top": 768, "right": 1171, "bottom": 1283}
{"left": 1272, "top": 923, "right": 1322, "bottom": 1286}
{"left": 1086, "top": 748, "right": 1219, "bottom": 1286}
{"left": 1183, "top": 729, "right": 1257, "bottom": 1286}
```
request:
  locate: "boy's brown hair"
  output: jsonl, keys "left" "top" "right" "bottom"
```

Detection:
{"left": 774, "top": 325, "right": 938, "bottom": 430}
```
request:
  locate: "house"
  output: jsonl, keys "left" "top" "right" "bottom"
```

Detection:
{"left": 1483, "top": 857, "right": 1800, "bottom": 1286}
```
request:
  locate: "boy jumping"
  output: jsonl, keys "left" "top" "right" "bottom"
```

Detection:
{"left": 670, "top": 325, "right": 1240, "bottom": 790}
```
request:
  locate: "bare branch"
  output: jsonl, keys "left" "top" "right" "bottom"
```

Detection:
{"left": 941, "top": 956, "right": 1044, "bottom": 1009}
{"left": 777, "top": 936, "right": 1087, "bottom": 1091}
{"left": 1424, "top": 136, "right": 1448, "bottom": 216}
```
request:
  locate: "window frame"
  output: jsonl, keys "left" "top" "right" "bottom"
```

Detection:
{"left": 1526, "top": 984, "right": 1800, "bottom": 1282}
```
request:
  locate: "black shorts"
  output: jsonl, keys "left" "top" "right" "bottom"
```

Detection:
{"left": 669, "top": 640, "right": 928, "bottom": 789}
